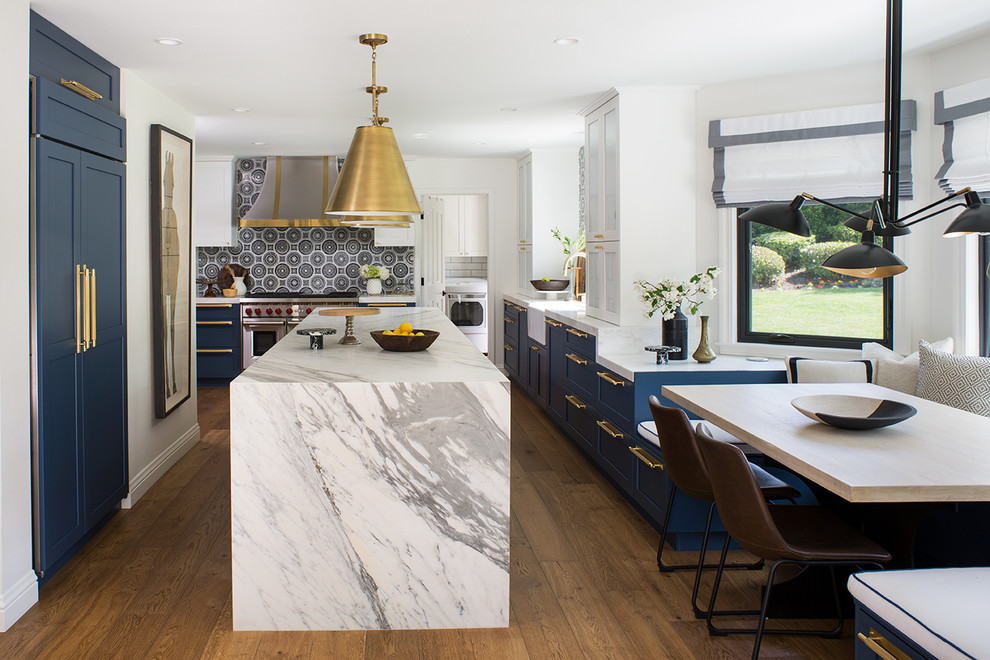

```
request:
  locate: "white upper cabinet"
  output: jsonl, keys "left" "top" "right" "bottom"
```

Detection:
{"left": 194, "top": 158, "right": 235, "bottom": 246}
{"left": 443, "top": 194, "right": 488, "bottom": 257}
{"left": 517, "top": 158, "right": 533, "bottom": 245}
{"left": 585, "top": 96, "right": 619, "bottom": 242}
{"left": 374, "top": 225, "right": 415, "bottom": 246}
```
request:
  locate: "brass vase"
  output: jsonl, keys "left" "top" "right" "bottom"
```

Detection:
{"left": 692, "top": 315, "right": 716, "bottom": 363}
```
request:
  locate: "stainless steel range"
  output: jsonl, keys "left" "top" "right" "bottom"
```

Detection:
{"left": 241, "top": 292, "right": 359, "bottom": 369}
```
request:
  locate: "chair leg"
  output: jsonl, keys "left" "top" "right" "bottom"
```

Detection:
{"left": 751, "top": 559, "right": 781, "bottom": 659}
{"left": 691, "top": 504, "right": 764, "bottom": 619}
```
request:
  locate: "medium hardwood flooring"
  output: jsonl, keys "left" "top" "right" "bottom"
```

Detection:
{"left": 0, "top": 384, "right": 854, "bottom": 659}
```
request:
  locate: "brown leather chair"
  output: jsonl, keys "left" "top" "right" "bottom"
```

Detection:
{"left": 648, "top": 396, "right": 799, "bottom": 617}
{"left": 695, "top": 424, "right": 891, "bottom": 660}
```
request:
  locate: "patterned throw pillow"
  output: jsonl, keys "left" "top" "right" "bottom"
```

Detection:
{"left": 862, "top": 337, "right": 954, "bottom": 394}
{"left": 785, "top": 357, "right": 874, "bottom": 384}
{"left": 916, "top": 340, "right": 990, "bottom": 417}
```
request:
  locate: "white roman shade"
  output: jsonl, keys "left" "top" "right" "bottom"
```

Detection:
{"left": 935, "top": 77, "right": 990, "bottom": 195}
{"left": 710, "top": 101, "right": 916, "bottom": 208}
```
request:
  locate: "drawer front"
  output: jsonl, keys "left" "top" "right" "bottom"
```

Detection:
{"left": 196, "top": 321, "right": 240, "bottom": 348}
{"left": 34, "top": 77, "right": 126, "bottom": 161}
{"left": 503, "top": 300, "right": 520, "bottom": 322}
{"left": 196, "top": 303, "right": 238, "bottom": 321}
{"left": 562, "top": 391, "right": 596, "bottom": 452}
{"left": 197, "top": 347, "right": 240, "bottom": 379}
{"left": 854, "top": 605, "right": 933, "bottom": 660}
{"left": 562, "top": 324, "right": 596, "bottom": 359}
{"left": 596, "top": 368, "right": 634, "bottom": 427}
{"left": 630, "top": 444, "right": 670, "bottom": 522}
{"left": 503, "top": 312, "right": 520, "bottom": 344}
{"left": 596, "top": 416, "right": 633, "bottom": 491}
{"left": 504, "top": 341, "right": 519, "bottom": 376}
{"left": 563, "top": 350, "right": 597, "bottom": 399}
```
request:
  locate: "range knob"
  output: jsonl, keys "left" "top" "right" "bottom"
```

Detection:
{"left": 275, "top": 307, "right": 282, "bottom": 315}
{"left": 266, "top": 308, "right": 273, "bottom": 315}
{"left": 255, "top": 307, "right": 262, "bottom": 315}
{"left": 284, "top": 306, "right": 294, "bottom": 315}
{"left": 305, "top": 307, "right": 313, "bottom": 315}
{"left": 245, "top": 308, "right": 253, "bottom": 316}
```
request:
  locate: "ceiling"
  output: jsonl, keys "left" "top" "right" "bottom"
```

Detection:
{"left": 30, "top": 0, "right": 990, "bottom": 159}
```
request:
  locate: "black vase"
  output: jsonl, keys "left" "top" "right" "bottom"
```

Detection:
{"left": 662, "top": 307, "right": 688, "bottom": 361}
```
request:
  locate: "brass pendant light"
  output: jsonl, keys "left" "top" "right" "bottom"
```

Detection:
{"left": 325, "top": 34, "right": 421, "bottom": 220}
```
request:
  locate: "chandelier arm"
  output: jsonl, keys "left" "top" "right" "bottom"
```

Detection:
{"left": 801, "top": 193, "right": 872, "bottom": 221}
{"left": 895, "top": 187, "right": 972, "bottom": 225}
{"left": 896, "top": 202, "right": 968, "bottom": 228}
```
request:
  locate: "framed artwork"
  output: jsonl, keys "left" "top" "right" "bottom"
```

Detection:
{"left": 150, "top": 124, "right": 193, "bottom": 418}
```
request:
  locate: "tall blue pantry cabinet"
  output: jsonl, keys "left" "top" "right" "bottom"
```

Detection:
{"left": 30, "top": 11, "right": 128, "bottom": 580}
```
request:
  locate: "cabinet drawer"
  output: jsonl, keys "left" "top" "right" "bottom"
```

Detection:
{"left": 197, "top": 348, "right": 240, "bottom": 379}
{"left": 503, "top": 312, "right": 520, "bottom": 344}
{"left": 503, "top": 341, "right": 519, "bottom": 376}
{"left": 562, "top": 391, "right": 595, "bottom": 452}
{"left": 562, "top": 324, "right": 596, "bottom": 359}
{"left": 596, "top": 368, "right": 634, "bottom": 427}
{"left": 503, "top": 300, "right": 520, "bottom": 322}
{"left": 196, "top": 303, "right": 238, "bottom": 320}
{"left": 596, "top": 417, "right": 633, "bottom": 491}
{"left": 33, "top": 78, "right": 126, "bottom": 161}
{"left": 196, "top": 321, "right": 240, "bottom": 348}
{"left": 854, "top": 605, "right": 933, "bottom": 660}
{"left": 630, "top": 443, "right": 669, "bottom": 520}
{"left": 563, "top": 350, "right": 597, "bottom": 399}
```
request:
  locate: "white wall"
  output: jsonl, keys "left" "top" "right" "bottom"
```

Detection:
{"left": 0, "top": 0, "right": 39, "bottom": 631}
{"left": 406, "top": 158, "right": 517, "bottom": 363}
{"left": 528, "top": 149, "right": 580, "bottom": 284}
{"left": 120, "top": 71, "right": 200, "bottom": 506}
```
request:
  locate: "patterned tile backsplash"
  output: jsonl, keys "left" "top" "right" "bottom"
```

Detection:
{"left": 197, "top": 157, "right": 414, "bottom": 295}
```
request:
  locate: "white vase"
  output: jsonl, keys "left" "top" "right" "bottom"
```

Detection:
{"left": 232, "top": 276, "right": 247, "bottom": 296}
{"left": 366, "top": 278, "right": 382, "bottom": 296}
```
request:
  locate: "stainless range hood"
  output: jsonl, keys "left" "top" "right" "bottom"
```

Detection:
{"left": 239, "top": 156, "right": 344, "bottom": 227}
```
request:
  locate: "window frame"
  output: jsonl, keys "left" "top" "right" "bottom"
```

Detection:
{"left": 735, "top": 211, "right": 894, "bottom": 350}
{"left": 981, "top": 233, "right": 989, "bottom": 357}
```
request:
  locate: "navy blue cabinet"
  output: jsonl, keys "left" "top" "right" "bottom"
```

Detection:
{"left": 196, "top": 303, "right": 242, "bottom": 384}
{"left": 31, "top": 15, "right": 127, "bottom": 580}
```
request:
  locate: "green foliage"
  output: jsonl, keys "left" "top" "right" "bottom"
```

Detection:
{"left": 752, "top": 231, "right": 815, "bottom": 268}
{"left": 750, "top": 245, "right": 784, "bottom": 287}
{"left": 798, "top": 241, "right": 858, "bottom": 281}
{"left": 550, "top": 227, "right": 585, "bottom": 256}
{"left": 802, "top": 204, "right": 862, "bottom": 243}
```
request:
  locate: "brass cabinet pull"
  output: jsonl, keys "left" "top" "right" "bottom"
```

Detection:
{"left": 519, "top": 247, "right": 527, "bottom": 251}
{"left": 197, "top": 348, "right": 233, "bottom": 354}
{"left": 593, "top": 233, "right": 604, "bottom": 238}
{"left": 544, "top": 319, "right": 563, "bottom": 327}
{"left": 593, "top": 245, "right": 605, "bottom": 250}
{"left": 81, "top": 264, "right": 91, "bottom": 350}
{"left": 566, "top": 328, "right": 589, "bottom": 339}
{"left": 514, "top": 305, "right": 526, "bottom": 312}
{"left": 565, "top": 394, "right": 586, "bottom": 410}
{"left": 504, "top": 317, "right": 514, "bottom": 324}
{"left": 630, "top": 446, "right": 664, "bottom": 470}
{"left": 89, "top": 268, "right": 96, "bottom": 348}
{"left": 504, "top": 301, "right": 513, "bottom": 308}
{"left": 530, "top": 345, "right": 540, "bottom": 351}
{"left": 597, "top": 371, "right": 625, "bottom": 386}
{"left": 76, "top": 264, "right": 84, "bottom": 353}
{"left": 197, "top": 303, "right": 233, "bottom": 308}
{"left": 856, "top": 630, "right": 908, "bottom": 660}
{"left": 197, "top": 320, "right": 233, "bottom": 326}
{"left": 60, "top": 78, "right": 103, "bottom": 100}
{"left": 597, "top": 419, "right": 624, "bottom": 439}
{"left": 566, "top": 353, "right": 587, "bottom": 366}
{"left": 504, "top": 344, "right": 515, "bottom": 351}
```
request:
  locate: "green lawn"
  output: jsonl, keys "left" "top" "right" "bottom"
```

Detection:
{"left": 751, "top": 287, "right": 883, "bottom": 339}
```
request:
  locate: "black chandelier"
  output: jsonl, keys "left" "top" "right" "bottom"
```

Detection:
{"left": 740, "top": 0, "right": 990, "bottom": 278}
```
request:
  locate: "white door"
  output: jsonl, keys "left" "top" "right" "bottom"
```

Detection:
{"left": 418, "top": 195, "right": 446, "bottom": 309}
{"left": 461, "top": 195, "right": 489, "bottom": 256}
{"left": 442, "top": 196, "right": 461, "bottom": 256}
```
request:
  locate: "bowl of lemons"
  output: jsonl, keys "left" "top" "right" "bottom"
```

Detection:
{"left": 370, "top": 322, "right": 440, "bottom": 352}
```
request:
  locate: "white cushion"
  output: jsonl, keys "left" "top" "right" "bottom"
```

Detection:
{"left": 848, "top": 568, "right": 990, "bottom": 660}
{"left": 916, "top": 340, "right": 990, "bottom": 417}
{"left": 862, "top": 337, "right": 954, "bottom": 394}
{"left": 785, "top": 357, "right": 874, "bottom": 384}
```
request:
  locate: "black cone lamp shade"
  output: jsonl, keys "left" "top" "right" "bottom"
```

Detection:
{"left": 821, "top": 231, "right": 907, "bottom": 278}
{"left": 739, "top": 195, "right": 811, "bottom": 237}
{"left": 942, "top": 192, "right": 990, "bottom": 237}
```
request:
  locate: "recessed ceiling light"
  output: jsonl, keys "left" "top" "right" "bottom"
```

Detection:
{"left": 500, "top": 107, "right": 517, "bottom": 112}
{"left": 155, "top": 37, "right": 183, "bottom": 46}
{"left": 413, "top": 133, "right": 430, "bottom": 139}
{"left": 252, "top": 141, "right": 266, "bottom": 146}
{"left": 554, "top": 37, "right": 580, "bottom": 46}
{"left": 231, "top": 107, "right": 251, "bottom": 113}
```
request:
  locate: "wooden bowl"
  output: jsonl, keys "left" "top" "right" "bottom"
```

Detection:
{"left": 531, "top": 279, "right": 569, "bottom": 291}
{"left": 369, "top": 329, "right": 440, "bottom": 352}
{"left": 222, "top": 288, "right": 238, "bottom": 297}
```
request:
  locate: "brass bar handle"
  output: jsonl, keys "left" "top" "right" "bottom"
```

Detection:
{"left": 504, "top": 317, "right": 514, "bottom": 324}
{"left": 566, "top": 328, "right": 589, "bottom": 339}
{"left": 196, "top": 303, "right": 233, "bottom": 308}
{"left": 566, "top": 353, "right": 588, "bottom": 366}
{"left": 196, "top": 321, "right": 233, "bottom": 325}
{"left": 630, "top": 446, "right": 664, "bottom": 470}
{"left": 197, "top": 349, "right": 233, "bottom": 354}
{"left": 856, "top": 631, "right": 903, "bottom": 660}
{"left": 89, "top": 268, "right": 96, "bottom": 348}
{"left": 519, "top": 247, "right": 527, "bottom": 251}
{"left": 81, "top": 265, "right": 91, "bottom": 350}
{"left": 593, "top": 233, "right": 604, "bottom": 239}
{"left": 76, "top": 264, "right": 84, "bottom": 353}
{"left": 531, "top": 345, "right": 540, "bottom": 351}
{"left": 593, "top": 245, "right": 605, "bottom": 250}
{"left": 60, "top": 78, "right": 103, "bottom": 100}
{"left": 565, "top": 395, "right": 586, "bottom": 410}
{"left": 544, "top": 319, "right": 563, "bottom": 327}
{"left": 596, "top": 419, "right": 624, "bottom": 439}
{"left": 514, "top": 305, "right": 527, "bottom": 312}
{"left": 503, "top": 344, "right": 515, "bottom": 351}
{"left": 597, "top": 371, "right": 625, "bottom": 387}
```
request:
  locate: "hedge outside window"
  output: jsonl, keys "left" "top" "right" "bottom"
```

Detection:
{"left": 737, "top": 203, "right": 893, "bottom": 350}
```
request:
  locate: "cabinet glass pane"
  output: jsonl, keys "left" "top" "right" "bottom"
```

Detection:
{"left": 586, "top": 119, "right": 601, "bottom": 237}
{"left": 517, "top": 247, "right": 532, "bottom": 291}
{"left": 604, "top": 246, "right": 619, "bottom": 315}
{"left": 604, "top": 108, "right": 618, "bottom": 236}
{"left": 586, "top": 248, "right": 602, "bottom": 311}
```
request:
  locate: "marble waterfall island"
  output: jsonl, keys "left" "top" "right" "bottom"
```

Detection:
{"left": 230, "top": 307, "right": 510, "bottom": 631}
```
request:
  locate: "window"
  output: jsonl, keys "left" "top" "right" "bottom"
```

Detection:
{"left": 737, "top": 203, "right": 893, "bottom": 349}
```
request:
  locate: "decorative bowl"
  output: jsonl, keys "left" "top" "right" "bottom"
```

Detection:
{"left": 791, "top": 395, "right": 917, "bottom": 430}
{"left": 222, "top": 288, "right": 238, "bottom": 297}
{"left": 369, "top": 329, "right": 440, "bottom": 352}
{"left": 531, "top": 279, "right": 569, "bottom": 291}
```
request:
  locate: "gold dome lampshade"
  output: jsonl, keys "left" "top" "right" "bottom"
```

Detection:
{"left": 325, "top": 33, "right": 421, "bottom": 220}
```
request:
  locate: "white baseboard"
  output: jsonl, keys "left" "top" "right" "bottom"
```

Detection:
{"left": 121, "top": 424, "right": 201, "bottom": 509}
{"left": 0, "top": 570, "right": 38, "bottom": 632}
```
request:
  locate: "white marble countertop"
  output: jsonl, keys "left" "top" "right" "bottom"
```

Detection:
{"left": 197, "top": 296, "right": 241, "bottom": 304}
{"left": 236, "top": 307, "right": 507, "bottom": 385}
{"left": 359, "top": 294, "right": 416, "bottom": 303}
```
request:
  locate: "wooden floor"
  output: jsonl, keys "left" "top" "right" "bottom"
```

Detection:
{"left": 0, "top": 385, "right": 855, "bottom": 659}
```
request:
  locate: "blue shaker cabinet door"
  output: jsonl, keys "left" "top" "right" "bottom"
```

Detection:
{"left": 33, "top": 137, "right": 85, "bottom": 570}
{"left": 79, "top": 152, "right": 128, "bottom": 525}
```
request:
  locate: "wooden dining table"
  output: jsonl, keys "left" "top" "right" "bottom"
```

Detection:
{"left": 662, "top": 382, "right": 990, "bottom": 504}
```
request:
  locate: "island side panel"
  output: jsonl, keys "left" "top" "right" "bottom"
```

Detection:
{"left": 230, "top": 379, "right": 510, "bottom": 631}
